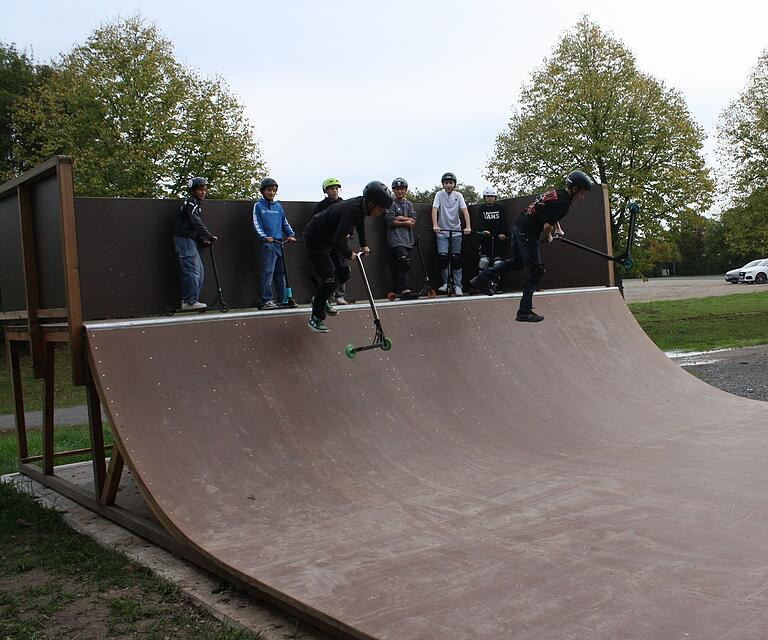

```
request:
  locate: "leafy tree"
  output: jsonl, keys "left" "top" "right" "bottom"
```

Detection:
{"left": 11, "top": 16, "right": 266, "bottom": 198}
{"left": 718, "top": 50, "right": 768, "bottom": 197}
{"left": 486, "top": 16, "right": 712, "bottom": 251}
{"left": 409, "top": 182, "right": 480, "bottom": 205}
{"left": 0, "top": 43, "right": 50, "bottom": 181}
{"left": 720, "top": 188, "right": 768, "bottom": 260}
{"left": 716, "top": 49, "right": 768, "bottom": 263}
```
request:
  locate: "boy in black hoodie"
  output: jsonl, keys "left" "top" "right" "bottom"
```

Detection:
{"left": 304, "top": 181, "right": 393, "bottom": 332}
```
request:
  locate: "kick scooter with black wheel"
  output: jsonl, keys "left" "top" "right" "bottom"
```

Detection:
{"left": 208, "top": 241, "right": 229, "bottom": 312}
{"left": 274, "top": 238, "right": 299, "bottom": 308}
{"left": 345, "top": 251, "right": 392, "bottom": 358}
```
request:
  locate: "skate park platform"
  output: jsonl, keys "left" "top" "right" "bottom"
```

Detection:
{"left": 82, "top": 286, "right": 768, "bottom": 640}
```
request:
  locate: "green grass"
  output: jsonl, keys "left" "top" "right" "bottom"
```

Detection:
{"left": 0, "top": 423, "right": 113, "bottom": 476}
{"left": 629, "top": 290, "right": 768, "bottom": 352}
{"left": 0, "top": 479, "right": 258, "bottom": 639}
{"left": 0, "top": 345, "right": 87, "bottom": 415}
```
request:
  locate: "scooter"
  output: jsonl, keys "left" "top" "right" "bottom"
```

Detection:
{"left": 386, "top": 236, "right": 437, "bottom": 301}
{"left": 552, "top": 202, "right": 639, "bottom": 270}
{"left": 274, "top": 238, "right": 299, "bottom": 308}
{"left": 166, "top": 240, "right": 229, "bottom": 315}
{"left": 345, "top": 251, "right": 392, "bottom": 358}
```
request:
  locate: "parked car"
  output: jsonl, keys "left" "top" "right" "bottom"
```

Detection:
{"left": 739, "top": 258, "right": 768, "bottom": 284}
{"left": 725, "top": 259, "right": 763, "bottom": 283}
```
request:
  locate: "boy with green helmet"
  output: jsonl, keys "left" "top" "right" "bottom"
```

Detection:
{"left": 313, "top": 178, "right": 348, "bottom": 307}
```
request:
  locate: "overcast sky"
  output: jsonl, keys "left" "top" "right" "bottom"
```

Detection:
{"left": 3, "top": 0, "right": 767, "bottom": 201}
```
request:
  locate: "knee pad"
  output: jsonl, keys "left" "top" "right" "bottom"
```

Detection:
{"left": 396, "top": 254, "right": 411, "bottom": 273}
{"left": 438, "top": 252, "right": 449, "bottom": 269}
{"left": 450, "top": 253, "right": 462, "bottom": 269}
{"left": 478, "top": 255, "right": 490, "bottom": 270}
{"left": 493, "top": 258, "right": 505, "bottom": 269}
{"left": 337, "top": 263, "right": 352, "bottom": 284}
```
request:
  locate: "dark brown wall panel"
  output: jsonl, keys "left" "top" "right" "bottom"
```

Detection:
{"left": 0, "top": 192, "right": 25, "bottom": 313}
{"left": 31, "top": 176, "right": 66, "bottom": 310}
{"left": 76, "top": 188, "right": 611, "bottom": 320}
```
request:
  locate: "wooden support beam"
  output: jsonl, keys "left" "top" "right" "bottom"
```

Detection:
{"left": 101, "top": 448, "right": 124, "bottom": 506}
{"left": 86, "top": 362, "right": 106, "bottom": 496}
{"left": 21, "top": 445, "right": 112, "bottom": 463}
{"left": 6, "top": 339, "right": 29, "bottom": 461}
{"left": 57, "top": 158, "right": 85, "bottom": 386}
{"left": 41, "top": 342, "right": 55, "bottom": 475}
{"left": 17, "top": 183, "right": 44, "bottom": 378}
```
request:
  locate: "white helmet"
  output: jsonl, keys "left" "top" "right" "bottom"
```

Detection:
{"left": 483, "top": 187, "right": 497, "bottom": 197}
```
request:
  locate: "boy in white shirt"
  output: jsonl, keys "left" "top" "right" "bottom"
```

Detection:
{"left": 431, "top": 172, "right": 471, "bottom": 294}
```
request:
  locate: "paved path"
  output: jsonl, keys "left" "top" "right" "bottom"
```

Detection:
{"left": 621, "top": 274, "right": 766, "bottom": 303}
{"left": 0, "top": 404, "right": 103, "bottom": 432}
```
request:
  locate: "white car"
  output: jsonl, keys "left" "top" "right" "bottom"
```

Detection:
{"left": 725, "top": 259, "right": 763, "bottom": 283}
{"left": 739, "top": 258, "right": 768, "bottom": 284}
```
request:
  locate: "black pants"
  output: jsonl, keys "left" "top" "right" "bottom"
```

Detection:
{"left": 305, "top": 234, "right": 350, "bottom": 320}
{"left": 390, "top": 245, "right": 412, "bottom": 293}
{"left": 482, "top": 226, "right": 545, "bottom": 313}
{"left": 478, "top": 234, "right": 507, "bottom": 266}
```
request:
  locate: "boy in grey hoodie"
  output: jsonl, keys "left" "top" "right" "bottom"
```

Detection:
{"left": 385, "top": 177, "right": 417, "bottom": 297}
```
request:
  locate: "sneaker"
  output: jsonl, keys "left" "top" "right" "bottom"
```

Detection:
{"left": 335, "top": 295, "right": 348, "bottom": 305}
{"left": 454, "top": 286, "right": 464, "bottom": 296}
{"left": 469, "top": 276, "right": 493, "bottom": 296}
{"left": 311, "top": 296, "right": 339, "bottom": 316}
{"left": 308, "top": 316, "right": 330, "bottom": 333}
{"left": 181, "top": 301, "right": 207, "bottom": 310}
{"left": 260, "top": 300, "right": 278, "bottom": 310}
{"left": 516, "top": 311, "right": 544, "bottom": 322}
{"left": 437, "top": 283, "right": 449, "bottom": 294}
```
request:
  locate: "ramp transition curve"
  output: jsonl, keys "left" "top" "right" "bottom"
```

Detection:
{"left": 85, "top": 288, "right": 768, "bottom": 639}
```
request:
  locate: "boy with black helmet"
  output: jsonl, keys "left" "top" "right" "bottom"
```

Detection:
{"left": 432, "top": 172, "right": 472, "bottom": 295}
{"left": 314, "top": 177, "right": 349, "bottom": 307}
{"left": 385, "top": 177, "right": 418, "bottom": 297}
{"left": 252, "top": 177, "right": 297, "bottom": 310}
{"left": 476, "top": 186, "right": 508, "bottom": 275}
{"left": 172, "top": 177, "right": 217, "bottom": 310}
{"left": 304, "top": 181, "right": 394, "bottom": 332}
{"left": 470, "top": 170, "right": 594, "bottom": 322}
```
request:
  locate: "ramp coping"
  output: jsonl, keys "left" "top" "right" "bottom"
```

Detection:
{"left": 84, "top": 286, "right": 618, "bottom": 331}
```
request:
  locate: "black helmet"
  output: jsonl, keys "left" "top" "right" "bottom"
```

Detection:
{"left": 188, "top": 176, "right": 209, "bottom": 192}
{"left": 391, "top": 177, "right": 408, "bottom": 189}
{"left": 260, "top": 177, "right": 278, "bottom": 191}
{"left": 441, "top": 172, "right": 457, "bottom": 184}
{"left": 363, "top": 180, "right": 394, "bottom": 209}
{"left": 565, "top": 170, "right": 593, "bottom": 191}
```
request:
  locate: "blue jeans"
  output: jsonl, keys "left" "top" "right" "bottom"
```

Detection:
{"left": 436, "top": 230, "right": 463, "bottom": 288}
{"left": 173, "top": 237, "right": 204, "bottom": 304}
{"left": 483, "top": 226, "right": 545, "bottom": 314}
{"left": 259, "top": 242, "right": 287, "bottom": 304}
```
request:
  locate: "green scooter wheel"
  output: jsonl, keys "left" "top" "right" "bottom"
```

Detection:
{"left": 345, "top": 344, "right": 356, "bottom": 359}
{"left": 622, "top": 258, "right": 634, "bottom": 270}
{"left": 381, "top": 337, "right": 393, "bottom": 351}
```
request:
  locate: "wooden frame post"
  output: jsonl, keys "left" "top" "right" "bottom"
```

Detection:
{"left": 6, "top": 338, "right": 29, "bottom": 461}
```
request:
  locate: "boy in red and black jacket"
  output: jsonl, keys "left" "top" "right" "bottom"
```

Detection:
{"left": 470, "top": 171, "right": 593, "bottom": 322}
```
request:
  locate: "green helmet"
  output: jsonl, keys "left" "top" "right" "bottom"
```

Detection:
{"left": 322, "top": 177, "right": 342, "bottom": 192}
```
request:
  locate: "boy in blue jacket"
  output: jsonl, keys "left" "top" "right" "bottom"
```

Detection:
{"left": 253, "top": 178, "right": 297, "bottom": 309}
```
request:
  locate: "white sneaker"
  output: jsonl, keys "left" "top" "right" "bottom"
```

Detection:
{"left": 437, "top": 283, "right": 448, "bottom": 294}
{"left": 181, "top": 301, "right": 207, "bottom": 310}
{"left": 454, "top": 286, "right": 464, "bottom": 296}
{"left": 260, "top": 300, "right": 278, "bottom": 310}
{"left": 335, "top": 295, "right": 348, "bottom": 305}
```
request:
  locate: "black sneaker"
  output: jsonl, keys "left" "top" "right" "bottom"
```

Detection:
{"left": 469, "top": 276, "right": 494, "bottom": 296}
{"left": 516, "top": 311, "right": 544, "bottom": 322}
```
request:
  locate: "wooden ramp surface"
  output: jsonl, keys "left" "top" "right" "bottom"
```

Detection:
{"left": 85, "top": 289, "right": 768, "bottom": 639}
